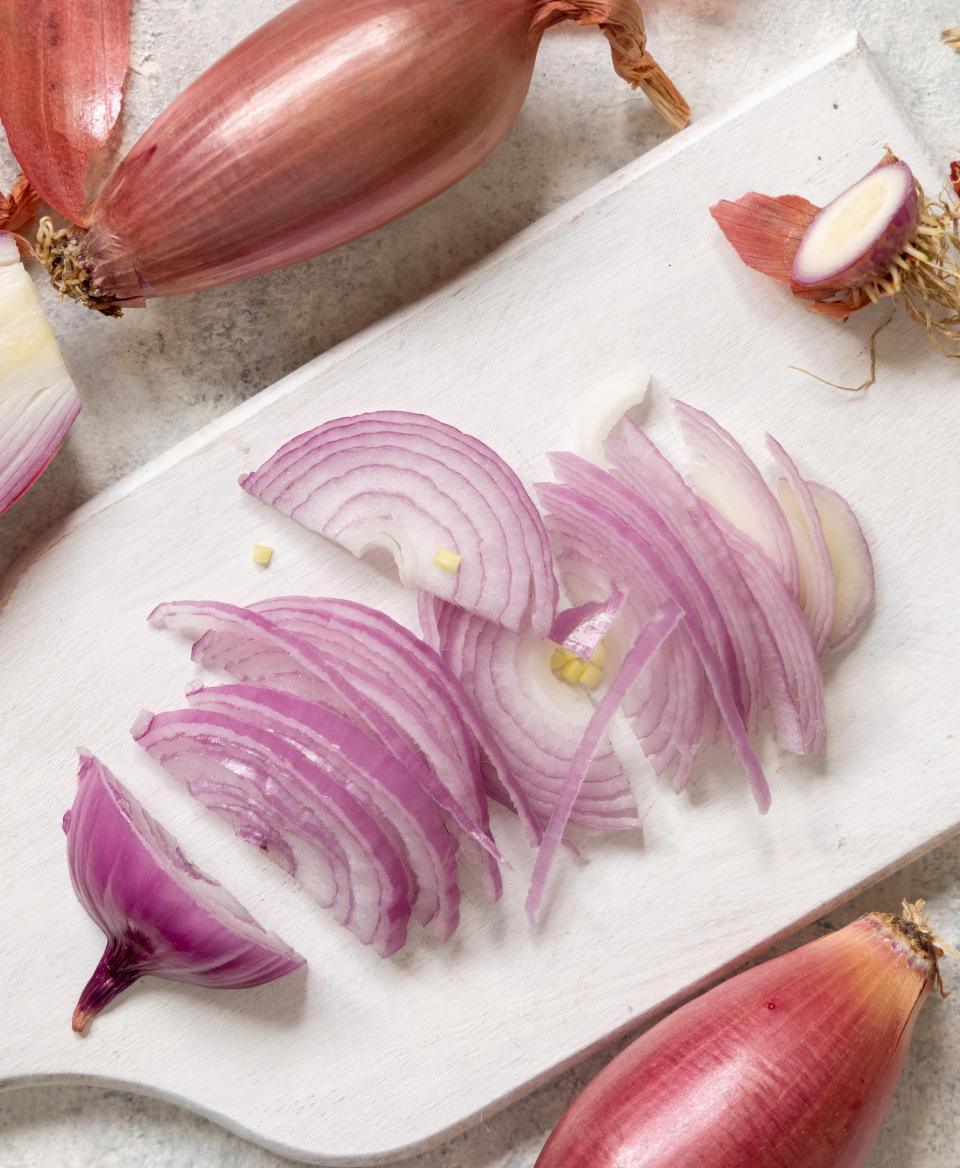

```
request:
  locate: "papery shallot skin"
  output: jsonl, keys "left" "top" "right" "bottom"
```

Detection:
{"left": 75, "top": 0, "right": 685, "bottom": 304}
{"left": 0, "top": 0, "right": 129, "bottom": 220}
{"left": 534, "top": 911, "right": 939, "bottom": 1168}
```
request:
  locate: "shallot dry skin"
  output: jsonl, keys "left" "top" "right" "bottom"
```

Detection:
{"left": 535, "top": 903, "right": 949, "bottom": 1168}
{"left": 38, "top": 0, "right": 687, "bottom": 312}
{"left": 711, "top": 153, "right": 960, "bottom": 353}
{"left": 0, "top": 0, "right": 130, "bottom": 220}
{"left": 64, "top": 751, "right": 305, "bottom": 1033}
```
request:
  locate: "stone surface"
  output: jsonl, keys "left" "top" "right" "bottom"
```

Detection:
{"left": 2, "top": 2, "right": 959, "bottom": 1165}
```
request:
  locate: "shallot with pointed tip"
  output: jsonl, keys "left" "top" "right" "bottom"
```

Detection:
{"left": 535, "top": 901, "right": 955, "bottom": 1168}
{"left": 64, "top": 750, "right": 304, "bottom": 1033}
{"left": 711, "top": 153, "right": 960, "bottom": 356}
{"left": 37, "top": 0, "right": 687, "bottom": 313}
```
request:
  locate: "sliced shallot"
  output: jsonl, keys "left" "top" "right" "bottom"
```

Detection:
{"left": 240, "top": 411, "right": 558, "bottom": 635}
{"left": 65, "top": 750, "right": 304, "bottom": 1033}
{"left": 37, "top": 0, "right": 686, "bottom": 311}
{"left": 133, "top": 705, "right": 427, "bottom": 955}
{"left": 525, "top": 600, "right": 683, "bottom": 923}
{"left": 421, "top": 594, "right": 641, "bottom": 833}
{"left": 712, "top": 153, "right": 960, "bottom": 349}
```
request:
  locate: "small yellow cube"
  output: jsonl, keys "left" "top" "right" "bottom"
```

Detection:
{"left": 252, "top": 543, "right": 273, "bottom": 565}
{"left": 434, "top": 549, "right": 462, "bottom": 573}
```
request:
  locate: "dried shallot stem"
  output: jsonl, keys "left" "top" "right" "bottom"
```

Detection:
{"left": 534, "top": 1, "right": 689, "bottom": 130}
{"left": 942, "top": 25, "right": 960, "bottom": 50}
{"left": 35, "top": 216, "right": 122, "bottom": 317}
{"left": 880, "top": 898, "right": 959, "bottom": 997}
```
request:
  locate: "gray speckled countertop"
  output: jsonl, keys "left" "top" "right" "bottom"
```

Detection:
{"left": 2, "top": 2, "right": 960, "bottom": 1165}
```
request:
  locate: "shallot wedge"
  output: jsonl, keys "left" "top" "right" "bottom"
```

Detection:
{"left": 0, "top": 231, "right": 82, "bottom": 517}
{"left": 534, "top": 902, "right": 952, "bottom": 1168}
{"left": 240, "top": 411, "right": 559, "bottom": 635}
{"left": 65, "top": 751, "right": 304, "bottom": 1033}
{"left": 0, "top": 1, "right": 130, "bottom": 220}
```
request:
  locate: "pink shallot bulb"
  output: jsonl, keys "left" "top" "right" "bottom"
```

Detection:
{"left": 534, "top": 901, "right": 951, "bottom": 1168}
{"left": 41, "top": 0, "right": 688, "bottom": 312}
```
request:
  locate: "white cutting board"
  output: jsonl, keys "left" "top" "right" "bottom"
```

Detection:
{"left": 2, "top": 33, "right": 958, "bottom": 1164}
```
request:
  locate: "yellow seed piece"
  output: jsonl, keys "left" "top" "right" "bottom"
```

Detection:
{"left": 551, "top": 646, "right": 576, "bottom": 671}
{"left": 252, "top": 543, "right": 273, "bottom": 565}
{"left": 589, "top": 640, "right": 608, "bottom": 669}
{"left": 561, "top": 657, "right": 586, "bottom": 683}
{"left": 434, "top": 549, "right": 462, "bottom": 573}
{"left": 579, "top": 662, "right": 604, "bottom": 690}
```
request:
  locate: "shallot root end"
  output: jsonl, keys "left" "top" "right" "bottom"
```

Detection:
{"left": 35, "top": 217, "right": 124, "bottom": 317}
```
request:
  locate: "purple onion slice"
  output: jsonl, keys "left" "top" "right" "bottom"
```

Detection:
{"left": 132, "top": 706, "right": 420, "bottom": 955}
{"left": 239, "top": 411, "right": 558, "bottom": 636}
{"left": 64, "top": 750, "right": 304, "bottom": 1033}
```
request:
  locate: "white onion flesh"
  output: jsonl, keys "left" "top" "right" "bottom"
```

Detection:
{"left": 792, "top": 159, "right": 918, "bottom": 288}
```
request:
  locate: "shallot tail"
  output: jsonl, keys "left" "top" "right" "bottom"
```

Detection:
{"left": 72, "top": 938, "right": 144, "bottom": 1033}
{"left": 535, "top": 0, "right": 689, "bottom": 130}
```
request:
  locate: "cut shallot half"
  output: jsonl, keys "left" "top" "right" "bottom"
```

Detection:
{"left": 0, "top": 231, "right": 82, "bottom": 517}
{"left": 65, "top": 750, "right": 304, "bottom": 1033}
{"left": 712, "top": 153, "right": 960, "bottom": 351}
{"left": 240, "top": 411, "right": 558, "bottom": 636}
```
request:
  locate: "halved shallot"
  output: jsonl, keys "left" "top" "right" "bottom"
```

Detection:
{"left": 36, "top": 0, "right": 686, "bottom": 312}
{"left": 0, "top": 230, "right": 82, "bottom": 517}
{"left": 240, "top": 411, "right": 558, "bottom": 636}
{"left": 711, "top": 153, "right": 960, "bottom": 354}
{"left": 65, "top": 750, "right": 304, "bottom": 1033}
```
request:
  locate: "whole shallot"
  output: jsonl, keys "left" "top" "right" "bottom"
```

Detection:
{"left": 38, "top": 0, "right": 688, "bottom": 312}
{"left": 534, "top": 901, "right": 954, "bottom": 1168}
